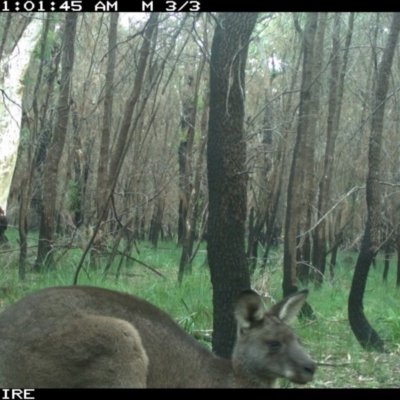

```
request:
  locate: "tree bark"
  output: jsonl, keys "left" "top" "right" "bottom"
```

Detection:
{"left": 207, "top": 13, "right": 257, "bottom": 358}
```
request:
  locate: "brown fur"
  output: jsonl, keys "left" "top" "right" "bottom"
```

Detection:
{"left": 0, "top": 286, "right": 316, "bottom": 388}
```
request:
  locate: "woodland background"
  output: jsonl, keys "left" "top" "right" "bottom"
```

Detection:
{"left": 1, "top": 12, "right": 400, "bottom": 387}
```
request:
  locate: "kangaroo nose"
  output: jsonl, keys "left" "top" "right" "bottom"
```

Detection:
{"left": 304, "top": 361, "right": 316, "bottom": 376}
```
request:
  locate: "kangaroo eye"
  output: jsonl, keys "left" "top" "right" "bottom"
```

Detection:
{"left": 266, "top": 341, "right": 281, "bottom": 351}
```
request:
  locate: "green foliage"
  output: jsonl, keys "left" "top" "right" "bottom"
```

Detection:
{"left": 378, "top": 308, "right": 400, "bottom": 343}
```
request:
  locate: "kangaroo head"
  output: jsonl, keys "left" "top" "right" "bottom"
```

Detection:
{"left": 232, "top": 289, "right": 316, "bottom": 386}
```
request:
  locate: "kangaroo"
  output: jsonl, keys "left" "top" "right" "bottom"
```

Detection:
{"left": 0, "top": 286, "right": 316, "bottom": 388}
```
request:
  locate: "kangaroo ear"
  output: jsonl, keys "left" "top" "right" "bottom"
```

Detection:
{"left": 234, "top": 290, "right": 265, "bottom": 330}
{"left": 268, "top": 290, "right": 308, "bottom": 324}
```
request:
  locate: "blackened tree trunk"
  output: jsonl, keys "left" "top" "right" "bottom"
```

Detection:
{"left": 207, "top": 13, "right": 257, "bottom": 358}
{"left": 35, "top": 14, "right": 78, "bottom": 269}
{"left": 348, "top": 12, "right": 400, "bottom": 352}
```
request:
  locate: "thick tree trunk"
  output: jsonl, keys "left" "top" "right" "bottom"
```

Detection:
{"left": 207, "top": 13, "right": 257, "bottom": 358}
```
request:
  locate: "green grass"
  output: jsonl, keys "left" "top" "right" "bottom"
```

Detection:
{"left": 1, "top": 234, "right": 400, "bottom": 387}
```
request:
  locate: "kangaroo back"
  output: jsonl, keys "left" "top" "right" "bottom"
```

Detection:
{"left": 0, "top": 286, "right": 316, "bottom": 388}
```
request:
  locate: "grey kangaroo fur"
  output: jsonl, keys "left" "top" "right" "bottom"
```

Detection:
{"left": 0, "top": 286, "right": 316, "bottom": 388}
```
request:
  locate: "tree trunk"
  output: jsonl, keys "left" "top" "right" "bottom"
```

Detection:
{"left": 17, "top": 16, "right": 52, "bottom": 279}
{"left": 0, "top": 210, "right": 8, "bottom": 247}
{"left": 396, "top": 233, "right": 400, "bottom": 287}
{"left": 149, "top": 196, "right": 165, "bottom": 249}
{"left": 382, "top": 234, "right": 391, "bottom": 282}
{"left": 36, "top": 14, "right": 78, "bottom": 269}
{"left": 348, "top": 12, "right": 400, "bottom": 352}
{"left": 297, "top": 13, "right": 327, "bottom": 286}
{"left": 261, "top": 176, "right": 283, "bottom": 268}
{"left": 179, "top": 56, "right": 208, "bottom": 271}
{"left": 207, "top": 13, "right": 257, "bottom": 358}
{"left": 283, "top": 13, "right": 318, "bottom": 296}
{"left": 178, "top": 129, "right": 207, "bottom": 280}
{"left": 313, "top": 13, "right": 354, "bottom": 286}
{"left": 177, "top": 140, "right": 188, "bottom": 245}
{"left": 30, "top": 23, "right": 62, "bottom": 227}
{"left": 96, "top": 13, "right": 119, "bottom": 219}
{"left": 329, "top": 230, "right": 343, "bottom": 279}
{"left": 0, "top": 16, "right": 42, "bottom": 212}
{"left": 247, "top": 84, "right": 276, "bottom": 273}
{"left": 0, "top": 13, "right": 12, "bottom": 62}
